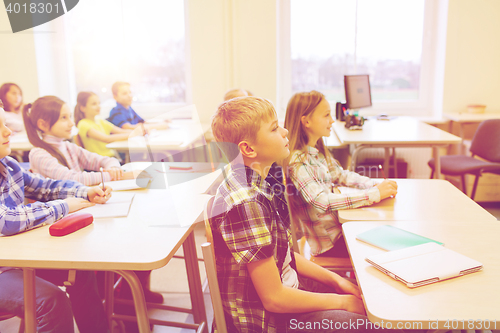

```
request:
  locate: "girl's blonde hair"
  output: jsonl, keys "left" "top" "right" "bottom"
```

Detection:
{"left": 282, "top": 90, "right": 334, "bottom": 172}
{"left": 22, "top": 96, "right": 69, "bottom": 167}
{"left": 74, "top": 91, "right": 96, "bottom": 126}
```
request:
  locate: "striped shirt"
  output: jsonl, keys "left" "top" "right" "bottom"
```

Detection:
{"left": 210, "top": 163, "right": 296, "bottom": 333}
{"left": 29, "top": 135, "right": 121, "bottom": 186}
{"left": 288, "top": 146, "right": 380, "bottom": 256}
{"left": 0, "top": 156, "right": 88, "bottom": 236}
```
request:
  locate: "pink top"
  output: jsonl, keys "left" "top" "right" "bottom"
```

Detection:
{"left": 29, "top": 135, "right": 121, "bottom": 185}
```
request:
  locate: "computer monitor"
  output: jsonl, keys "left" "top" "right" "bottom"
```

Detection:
{"left": 344, "top": 74, "right": 372, "bottom": 110}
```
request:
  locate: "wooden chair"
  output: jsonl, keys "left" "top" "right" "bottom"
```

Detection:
{"left": 284, "top": 179, "right": 354, "bottom": 276}
{"left": 201, "top": 196, "right": 228, "bottom": 333}
{"left": 0, "top": 312, "right": 24, "bottom": 333}
{"left": 428, "top": 119, "right": 500, "bottom": 200}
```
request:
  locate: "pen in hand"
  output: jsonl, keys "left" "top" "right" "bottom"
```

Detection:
{"left": 378, "top": 164, "right": 387, "bottom": 179}
{"left": 100, "top": 167, "right": 107, "bottom": 198}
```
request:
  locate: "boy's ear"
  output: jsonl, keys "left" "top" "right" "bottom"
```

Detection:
{"left": 238, "top": 141, "right": 257, "bottom": 159}
{"left": 37, "top": 119, "right": 50, "bottom": 133}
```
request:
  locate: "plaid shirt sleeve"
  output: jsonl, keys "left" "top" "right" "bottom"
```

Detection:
{"left": 0, "top": 161, "right": 89, "bottom": 236}
{"left": 328, "top": 160, "right": 378, "bottom": 189}
{"left": 220, "top": 201, "right": 275, "bottom": 264}
{"left": 290, "top": 160, "right": 380, "bottom": 214}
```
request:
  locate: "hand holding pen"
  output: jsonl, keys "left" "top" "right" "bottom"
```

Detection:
{"left": 375, "top": 165, "right": 398, "bottom": 199}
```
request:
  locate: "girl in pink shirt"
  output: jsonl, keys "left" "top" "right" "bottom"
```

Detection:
{"left": 23, "top": 96, "right": 135, "bottom": 186}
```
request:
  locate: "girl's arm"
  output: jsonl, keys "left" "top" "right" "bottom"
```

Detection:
{"left": 86, "top": 128, "right": 132, "bottom": 143}
{"left": 73, "top": 143, "right": 120, "bottom": 171}
{"left": 30, "top": 147, "right": 112, "bottom": 186}
{"left": 290, "top": 162, "right": 380, "bottom": 213}
{"left": 328, "top": 161, "right": 377, "bottom": 189}
{"left": 247, "top": 256, "right": 364, "bottom": 314}
{"left": 110, "top": 125, "right": 133, "bottom": 134}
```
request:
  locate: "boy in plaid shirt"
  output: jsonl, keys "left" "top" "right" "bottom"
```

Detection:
{"left": 210, "top": 96, "right": 401, "bottom": 333}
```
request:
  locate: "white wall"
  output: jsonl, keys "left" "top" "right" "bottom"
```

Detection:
{"left": 187, "top": 0, "right": 277, "bottom": 123}
{"left": 442, "top": 0, "right": 500, "bottom": 113}
{"left": 0, "top": 8, "right": 39, "bottom": 104}
{"left": 2, "top": 0, "right": 500, "bottom": 121}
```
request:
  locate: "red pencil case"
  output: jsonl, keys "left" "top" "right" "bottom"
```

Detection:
{"left": 49, "top": 213, "right": 94, "bottom": 236}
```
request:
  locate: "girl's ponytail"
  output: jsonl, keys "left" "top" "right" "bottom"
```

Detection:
{"left": 23, "top": 96, "right": 69, "bottom": 167}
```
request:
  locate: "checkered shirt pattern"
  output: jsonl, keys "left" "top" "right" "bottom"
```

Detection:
{"left": 210, "top": 163, "right": 294, "bottom": 333}
{"left": 0, "top": 156, "right": 88, "bottom": 236}
{"left": 288, "top": 146, "right": 380, "bottom": 256}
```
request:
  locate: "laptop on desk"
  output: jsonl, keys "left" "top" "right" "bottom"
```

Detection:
{"left": 365, "top": 242, "right": 483, "bottom": 288}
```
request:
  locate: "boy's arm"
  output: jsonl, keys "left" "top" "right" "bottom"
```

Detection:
{"left": 290, "top": 162, "right": 380, "bottom": 212}
{"left": 247, "top": 256, "right": 364, "bottom": 314}
{"left": 293, "top": 252, "right": 361, "bottom": 298}
{"left": 23, "top": 169, "right": 89, "bottom": 202}
{"left": 121, "top": 123, "right": 139, "bottom": 130}
{"left": 0, "top": 199, "right": 69, "bottom": 235}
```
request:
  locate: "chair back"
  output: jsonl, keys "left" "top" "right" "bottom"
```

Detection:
{"left": 202, "top": 196, "right": 228, "bottom": 333}
{"left": 470, "top": 119, "right": 500, "bottom": 162}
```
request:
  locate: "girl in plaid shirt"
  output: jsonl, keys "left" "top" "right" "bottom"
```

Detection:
{"left": 284, "top": 91, "right": 398, "bottom": 257}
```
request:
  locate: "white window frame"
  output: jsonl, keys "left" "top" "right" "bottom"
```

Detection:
{"left": 34, "top": 0, "right": 192, "bottom": 120}
{"left": 277, "top": 0, "right": 449, "bottom": 120}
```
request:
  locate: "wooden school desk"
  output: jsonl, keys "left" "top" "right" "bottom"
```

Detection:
{"left": 338, "top": 179, "right": 497, "bottom": 223}
{"left": 106, "top": 120, "right": 211, "bottom": 163}
{"left": 332, "top": 117, "right": 461, "bottom": 179}
{"left": 0, "top": 188, "right": 211, "bottom": 333}
{"left": 342, "top": 220, "right": 500, "bottom": 331}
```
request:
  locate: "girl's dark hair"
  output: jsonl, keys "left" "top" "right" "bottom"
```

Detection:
{"left": 74, "top": 91, "right": 96, "bottom": 126}
{"left": 22, "top": 96, "right": 69, "bottom": 167}
{"left": 0, "top": 83, "right": 23, "bottom": 112}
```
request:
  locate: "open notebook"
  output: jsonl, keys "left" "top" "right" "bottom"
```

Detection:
{"left": 79, "top": 192, "right": 135, "bottom": 218}
{"left": 366, "top": 242, "right": 483, "bottom": 288}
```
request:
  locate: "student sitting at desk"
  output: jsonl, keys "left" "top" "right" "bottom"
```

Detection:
{"left": 107, "top": 81, "right": 169, "bottom": 131}
{"left": 74, "top": 91, "right": 137, "bottom": 157}
{"left": 0, "top": 83, "right": 25, "bottom": 133}
{"left": 23, "top": 96, "right": 135, "bottom": 186}
{"left": 210, "top": 96, "right": 400, "bottom": 332}
{"left": 283, "top": 91, "right": 398, "bottom": 258}
{"left": 0, "top": 100, "right": 111, "bottom": 333}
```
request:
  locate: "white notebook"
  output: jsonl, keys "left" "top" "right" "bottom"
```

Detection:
{"left": 365, "top": 242, "right": 483, "bottom": 288}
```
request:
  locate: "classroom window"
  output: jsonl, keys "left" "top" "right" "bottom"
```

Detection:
{"left": 65, "top": 0, "right": 186, "bottom": 107}
{"left": 291, "top": 0, "right": 424, "bottom": 102}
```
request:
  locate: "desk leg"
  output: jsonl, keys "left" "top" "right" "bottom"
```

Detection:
{"left": 384, "top": 148, "right": 390, "bottom": 178}
{"left": 115, "top": 270, "right": 151, "bottom": 333}
{"left": 433, "top": 146, "right": 441, "bottom": 179}
{"left": 23, "top": 268, "right": 36, "bottom": 333}
{"left": 104, "top": 271, "right": 115, "bottom": 329}
{"left": 183, "top": 231, "right": 209, "bottom": 333}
